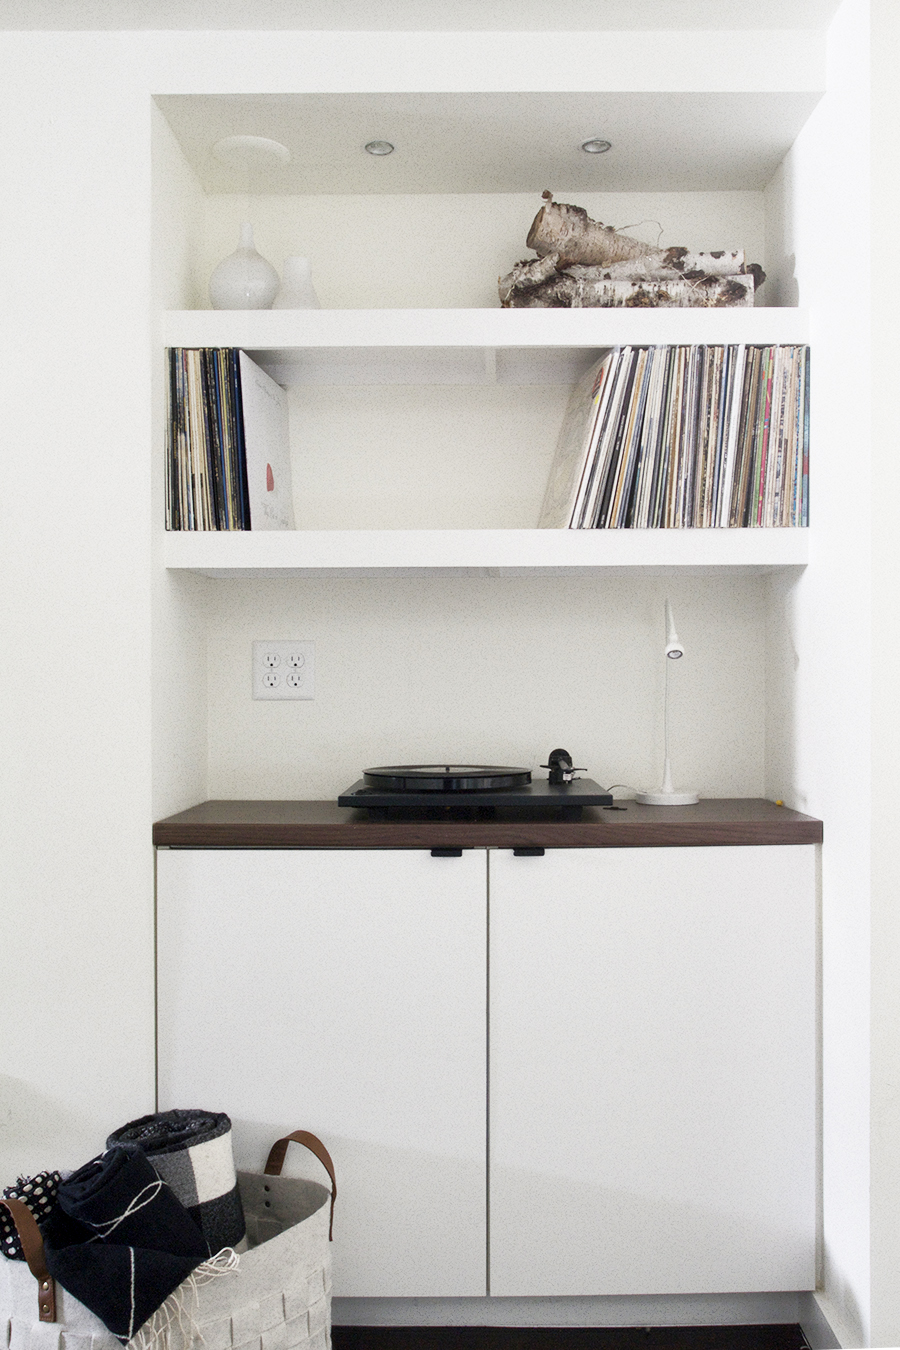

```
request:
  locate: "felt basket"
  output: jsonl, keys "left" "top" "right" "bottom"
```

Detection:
{"left": 0, "top": 1130, "right": 336, "bottom": 1350}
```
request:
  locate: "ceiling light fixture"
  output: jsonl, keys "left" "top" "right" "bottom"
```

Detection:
{"left": 365, "top": 140, "right": 395, "bottom": 156}
{"left": 581, "top": 138, "right": 612, "bottom": 155}
{"left": 212, "top": 135, "right": 291, "bottom": 168}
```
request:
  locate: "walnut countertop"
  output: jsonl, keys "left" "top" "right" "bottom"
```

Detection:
{"left": 153, "top": 797, "right": 822, "bottom": 850}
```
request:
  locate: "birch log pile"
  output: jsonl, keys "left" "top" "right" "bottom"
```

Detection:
{"left": 499, "top": 191, "right": 766, "bottom": 309}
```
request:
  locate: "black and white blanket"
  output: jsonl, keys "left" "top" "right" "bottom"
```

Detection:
{"left": 42, "top": 1147, "right": 209, "bottom": 1343}
{"left": 0, "top": 1171, "right": 61, "bottom": 1259}
{"left": 106, "top": 1110, "right": 245, "bottom": 1256}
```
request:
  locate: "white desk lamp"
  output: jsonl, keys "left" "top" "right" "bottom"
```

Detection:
{"left": 636, "top": 600, "right": 699, "bottom": 806}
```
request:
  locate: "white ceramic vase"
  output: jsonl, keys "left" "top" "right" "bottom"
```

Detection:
{"left": 209, "top": 222, "right": 280, "bottom": 310}
{"left": 273, "top": 256, "right": 321, "bottom": 309}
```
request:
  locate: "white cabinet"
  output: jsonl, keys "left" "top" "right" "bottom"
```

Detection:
{"left": 156, "top": 843, "right": 815, "bottom": 1298}
{"left": 155, "top": 847, "right": 488, "bottom": 1298}
{"left": 488, "top": 845, "right": 816, "bottom": 1295}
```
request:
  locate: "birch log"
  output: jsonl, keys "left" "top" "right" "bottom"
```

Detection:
{"left": 498, "top": 251, "right": 753, "bottom": 304}
{"left": 497, "top": 253, "right": 563, "bottom": 302}
{"left": 502, "top": 272, "right": 756, "bottom": 309}
{"left": 527, "top": 191, "right": 663, "bottom": 266}
{"left": 568, "top": 252, "right": 746, "bottom": 280}
{"left": 504, "top": 191, "right": 765, "bottom": 307}
{"left": 525, "top": 191, "right": 765, "bottom": 287}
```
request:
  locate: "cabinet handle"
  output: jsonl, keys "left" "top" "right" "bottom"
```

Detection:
{"left": 513, "top": 847, "right": 545, "bottom": 857}
{"left": 430, "top": 848, "right": 463, "bottom": 858}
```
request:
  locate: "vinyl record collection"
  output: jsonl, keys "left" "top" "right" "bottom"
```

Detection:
{"left": 539, "top": 344, "right": 810, "bottom": 530}
{"left": 166, "top": 347, "right": 250, "bottom": 531}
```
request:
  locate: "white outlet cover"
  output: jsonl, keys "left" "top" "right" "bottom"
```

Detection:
{"left": 253, "top": 641, "right": 315, "bottom": 700}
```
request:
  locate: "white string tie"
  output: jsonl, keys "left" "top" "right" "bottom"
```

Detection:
{"left": 87, "top": 1181, "right": 164, "bottom": 1239}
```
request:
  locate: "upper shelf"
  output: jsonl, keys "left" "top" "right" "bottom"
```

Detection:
{"left": 162, "top": 308, "right": 811, "bottom": 385}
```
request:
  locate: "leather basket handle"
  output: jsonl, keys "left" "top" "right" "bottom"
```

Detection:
{"left": 0, "top": 1198, "right": 56, "bottom": 1322}
{"left": 263, "top": 1130, "right": 337, "bottom": 1240}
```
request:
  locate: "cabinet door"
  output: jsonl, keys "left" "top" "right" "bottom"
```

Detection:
{"left": 488, "top": 845, "right": 816, "bottom": 1296}
{"left": 156, "top": 848, "right": 487, "bottom": 1297}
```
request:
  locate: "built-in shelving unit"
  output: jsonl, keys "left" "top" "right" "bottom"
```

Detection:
{"left": 163, "top": 306, "right": 812, "bottom": 574}
{"left": 156, "top": 19, "right": 827, "bottom": 580}
{"left": 150, "top": 11, "right": 837, "bottom": 797}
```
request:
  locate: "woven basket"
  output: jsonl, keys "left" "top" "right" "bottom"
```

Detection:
{"left": 1, "top": 1131, "right": 336, "bottom": 1350}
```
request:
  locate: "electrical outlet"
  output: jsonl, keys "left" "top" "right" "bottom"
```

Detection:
{"left": 253, "top": 641, "right": 315, "bottom": 700}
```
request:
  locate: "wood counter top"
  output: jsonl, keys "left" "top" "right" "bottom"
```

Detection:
{"left": 153, "top": 797, "right": 822, "bottom": 850}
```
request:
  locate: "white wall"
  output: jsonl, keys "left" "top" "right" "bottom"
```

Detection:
{"left": 151, "top": 102, "right": 212, "bottom": 819}
{"left": 203, "top": 573, "right": 766, "bottom": 803}
{"left": 0, "top": 33, "right": 157, "bottom": 1172}
{"left": 868, "top": 1, "right": 900, "bottom": 1345}
{"left": 763, "top": 0, "right": 871, "bottom": 1343}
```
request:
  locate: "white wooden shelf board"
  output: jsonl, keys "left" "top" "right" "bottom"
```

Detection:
{"left": 162, "top": 309, "right": 811, "bottom": 385}
{"left": 162, "top": 528, "right": 809, "bottom": 578}
{"left": 162, "top": 306, "right": 809, "bottom": 350}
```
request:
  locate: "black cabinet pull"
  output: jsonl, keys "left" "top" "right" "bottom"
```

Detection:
{"left": 513, "top": 847, "right": 545, "bottom": 857}
{"left": 430, "top": 848, "right": 463, "bottom": 858}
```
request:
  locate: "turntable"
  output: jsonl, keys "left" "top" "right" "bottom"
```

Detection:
{"left": 338, "top": 749, "right": 613, "bottom": 819}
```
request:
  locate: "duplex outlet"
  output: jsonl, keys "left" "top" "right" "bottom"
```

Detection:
{"left": 252, "top": 641, "right": 315, "bottom": 700}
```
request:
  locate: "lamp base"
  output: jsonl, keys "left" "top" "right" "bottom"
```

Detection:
{"left": 635, "top": 789, "right": 700, "bottom": 806}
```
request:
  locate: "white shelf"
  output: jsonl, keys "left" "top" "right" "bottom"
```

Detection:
{"left": 163, "top": 528, "right": 809, "bottom": 578}
{"left": 162, "top": 307, "right": 810, "bottom": 385}
{"left": 163, "top": 306, "right": 810, "bottom": 348}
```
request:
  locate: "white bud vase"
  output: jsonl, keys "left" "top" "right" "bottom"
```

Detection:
{"left": 209, "top": 222, "right": 280, "bottom": 310}
{"left": 273, "top": 256, "right": 321, "bottom": 309}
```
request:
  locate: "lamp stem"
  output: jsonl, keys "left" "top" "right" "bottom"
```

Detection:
{"left": 635, "top": 600, "right": 699, "bottom": 806}
{"left": 659, "top": 657, "right": 676, "bottom": 793}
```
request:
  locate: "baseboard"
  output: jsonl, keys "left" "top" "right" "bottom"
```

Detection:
{"left": 331, "top": 1327, "right": 809, "bottom": 1349}
{"left": 333, "top": 1294, "right": 805, "bottom": 1329}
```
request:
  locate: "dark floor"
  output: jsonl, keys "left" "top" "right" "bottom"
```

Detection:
{"left": 332, "top": 1326, "right": 810, "bottom": 1350}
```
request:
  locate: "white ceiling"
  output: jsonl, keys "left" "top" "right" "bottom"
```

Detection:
{"left": 0, "top": 0, "right": 843, "bottom": 29}
{"left": 157, "top": 89, "right": 823, "bottom": 196}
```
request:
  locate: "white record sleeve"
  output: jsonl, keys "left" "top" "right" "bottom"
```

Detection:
{"left": 239, "top": 350, "right": 295, "bottom": 530}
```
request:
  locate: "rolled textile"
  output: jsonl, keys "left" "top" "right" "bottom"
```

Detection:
{"left": 106, "top": 1109, "right": 246, "bottom": 1255}
{"left": 0, "top": 1170, "right": 61, "bottom": 1259}
{"left": 42, "top": 1146, "right": 210, "bottom": 1343}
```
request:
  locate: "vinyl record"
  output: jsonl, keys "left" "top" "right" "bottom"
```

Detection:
{"left": 362, "top": 764, "right": 532, "bottom": 792}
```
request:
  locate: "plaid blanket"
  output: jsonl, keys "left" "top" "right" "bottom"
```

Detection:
{"left": 42, "top": 1146, "right": 209, "bottom": 1343}
{"left": 106, "top": 1110, "right": 245, "bottom": 1256}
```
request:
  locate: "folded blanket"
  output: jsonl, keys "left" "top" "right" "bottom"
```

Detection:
{"left": 42, "top": 1147, "right": 209, "bottom": 1343}
{"left": 0, "top": 1170, "right": 61, "bottom": 1259}
{"left": 106, "top": 1109, "right": 245, "bottom": 1256}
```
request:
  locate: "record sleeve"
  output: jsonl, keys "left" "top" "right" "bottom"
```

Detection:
{"left": 238, "top": 350, "right": 296, "bottom": 531}
{"left": 537, "top": 351, "right": 617, "bottom": 529}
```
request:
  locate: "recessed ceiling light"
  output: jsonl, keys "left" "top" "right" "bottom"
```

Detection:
{"left": 365, "top": 140, "right": 395, "bottom": 156}
{"left": 581, "top": 138, "right": 612, "bottom": 155}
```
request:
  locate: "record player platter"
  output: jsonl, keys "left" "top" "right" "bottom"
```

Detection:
{"left": 361, "top": 764, "right": 532, "bottom": 792}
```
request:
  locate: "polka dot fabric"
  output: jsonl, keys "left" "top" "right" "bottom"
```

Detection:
{"left": 0, "top": 1171, "right": 61, "bottom": 1259}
